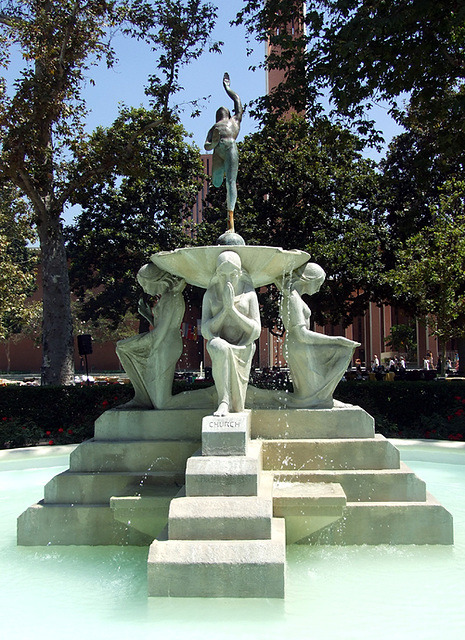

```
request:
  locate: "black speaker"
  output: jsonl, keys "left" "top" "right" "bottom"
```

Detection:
{"left": 77, "top": 334, "right": 93, "bottom": 356}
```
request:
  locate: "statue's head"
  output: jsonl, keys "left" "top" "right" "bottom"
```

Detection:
{"left": 216, "top": 106, "right": 230, "bottom": 121}
{"left": 215, "top": 251, "right": 242, "bottom": 285}
{"left": 217, "top": 250, "right": 241, "bottom": 269}
{"left": 295, "top": 262, "right": 326, "bottom": 295}
{"left": 137, "top": 263, "right": 183, "bottom": 296}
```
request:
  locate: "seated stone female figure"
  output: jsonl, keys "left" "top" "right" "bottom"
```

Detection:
{"left": 116, "top": 263, "right": 185, "bottom": 409}
{"left": 201, "top": 251, "right": 261, "bottom": 416}
{"left": 276, "top": 263, "right": 360, "bottom": 408}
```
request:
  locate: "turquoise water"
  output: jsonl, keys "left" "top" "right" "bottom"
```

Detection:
{"left": 1, "top": 445, "right": 464, "bottom": 640}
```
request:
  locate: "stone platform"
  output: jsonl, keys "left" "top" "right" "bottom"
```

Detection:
{"left": 18, "top": 406, "right": 453, "bottom": 553}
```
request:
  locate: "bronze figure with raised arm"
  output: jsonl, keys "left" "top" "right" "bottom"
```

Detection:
{"left": 204, "top": 72, "right": 243, "bottom": 233}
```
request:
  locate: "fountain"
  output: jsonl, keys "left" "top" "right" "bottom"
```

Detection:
{"left": 16, "top": 74, "right": 453, "bottom": 598}
{"left": 4, "top": 442, "right": 464, "bottom": 638}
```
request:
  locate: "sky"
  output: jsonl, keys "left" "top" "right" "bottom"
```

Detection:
{"left": 5, "top": 1, "right": 402, "bottom": 225}
{"left": 60, "top": 3, "right": 267, "bottom": 223}
{"left": 82, "top": 2, "right": 402, "bottom": 147}
{"left": 78, "top": 4, "right": 266, "bottom": 146}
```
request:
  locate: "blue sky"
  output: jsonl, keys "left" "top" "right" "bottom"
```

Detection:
{"left": 80, "top": 3, "right": 265, "bottom": 147}
{"left": 83, "top": 2, "right": 401, "bottom": 149}
{"left": 5, "top": 1, "right": 402, "bottom": 224}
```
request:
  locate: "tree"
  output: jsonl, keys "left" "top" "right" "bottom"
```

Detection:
{"left": 0, "top": 0, "right": 219, "bottom": 384}
{"left": 235, "top": 1, "right": 465, "bottom": 146}
{"left": 198, "top": 115, "right": 384, "bottom": 328}
{"left": 384, "top": 324, "right": 417, "bottom": 361}
{"left": 0, "top": 181, "right": 38, "bottom": 337}
{"left": 319, "top": 1, "right": 465, "bottom": 143}
{"left": 373, "top": 97, "right": 465, "bottom": 274}
{"left": 66, "top": 107, "right": 205, "bottom": 328}
{"left": 71, "top": 299, "right": 137, "bottom": 344}
{"left": 389, "top": 181, "right": 465, "bottom": 365}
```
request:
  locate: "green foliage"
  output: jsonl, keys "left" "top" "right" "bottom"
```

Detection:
{"left": 319, "top": 0, "right": 465, "bottom": 144}
{"left": 384, "top": 323, "right": 417, "bottom": 360}
{"left": 0, "top": 379, "right": 213, "bottom": 448}
{"left": 0, "top": 416, "right": 42, "bottom": 449}
{"left": 379, "top": 113, "right": 465, "bottom": 258}
{"left": 198, "top": 115, "right": 384, "bottom": 327}
{"left": 0, "top": 384, "right": 134, "bottom": 449}
{"left": 2, "top": 380, "right": 465, "bottom": 448}
{"left": 0, "top": 181, "right": 39, "bottom": 341}
{"left": 236, "top": 1, "right": 465, "bottom": 147}
{"left": 71, "top": 299, "right": 138, "bottom": 344}
{"left": 66, "top": 107, "right": 205, "bottom": 327}
{"left": 387, "top": 181, "right": 465, "bottom": 346}
{"left": 0, "top": 0, "right": 220, "bottom": 384}
{"left": 234, "top": 1, "right": 465, "bottom": 345}
{"left": 126, "top": 0, "right": 221, "bottom": 114}
{"left": 335, "top": 380, "right": 465, "bottom": 441}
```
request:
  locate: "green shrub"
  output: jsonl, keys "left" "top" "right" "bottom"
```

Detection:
{"left": 335, "top": 379, "right": 465, "bottom": 441}
{"left": 0, "top": 416, "right": 42, "bottom": 449}
{"left": 1, "top": 379, "right": 464, "bottom": 448}
{"left": 0, "top": 384, "right": 133, "bottom": 449}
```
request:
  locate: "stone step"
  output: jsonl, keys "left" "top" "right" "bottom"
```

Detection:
{"left": 94, "top": 408, "right": 208, "bottom": 441}
{"left": 110, "top": 485, "right": 180, "bottom": 538}
{"left": 147, "top": 518, "right": 286, "bottom": 598}
{"left": 271, "top": 462, "right": 427, "bottom": 502}
{"left": 185, "top": 440, "right": 263, "bottom": 497}
{"left": 272, "top": 481, "right": 346, "bottom": 544}
{"left": 250, "top": 406, "right": 375, "bottom": 439}
{"left": 168, "top": 495, "right": 273, "bottom": 540}
{"left": 43, "top": 470, "right": 184, "bottom": 504}
{"left": 17, "top": 502, "right": 154, "bottom": 546}
{"left": 261, "top": 434, "right": 400, "bottom": 471}
{"left": 69, "top": 439, "right": 200, "bottom": 472}
{"left": 303, "top": 494, "right": 454, "bottom": 545}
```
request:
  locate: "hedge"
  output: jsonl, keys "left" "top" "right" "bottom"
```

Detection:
{"left": 1, "top": 379, "right": 465, "bottom": 449}
{"left": 334, "top": 379, "right": 465, "bottom": 441}
{"left": 0, "top": 384, "right": 133, "bottom": 448}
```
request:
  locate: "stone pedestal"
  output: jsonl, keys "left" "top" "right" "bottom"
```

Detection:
{"left": 202, "top": 412, "right": 250, "bottom": 456}
{"left": 147, "top": 411, "right": 287, "bottom": 598}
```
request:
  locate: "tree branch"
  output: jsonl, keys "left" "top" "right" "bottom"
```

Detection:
{"left": 58, "top": 1, "right": 80, "bottom": 72}
{"left": 58, "top": 118, "right": 164, "bottom": 208}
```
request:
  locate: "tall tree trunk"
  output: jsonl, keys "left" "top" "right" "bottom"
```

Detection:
{"left": 37, "top": 214, "right": 74, "bottom": 385}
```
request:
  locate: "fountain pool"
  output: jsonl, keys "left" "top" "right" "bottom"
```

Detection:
{"left": 1, "top": 441, "right": 464, "bottom": 640}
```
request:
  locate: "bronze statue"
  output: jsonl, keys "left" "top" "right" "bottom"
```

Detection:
{"left": 204, "top": 72, "right": 243, "bottom": 233}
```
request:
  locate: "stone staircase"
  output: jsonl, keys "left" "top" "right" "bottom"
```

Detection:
{"left": 17, "top": 409, "right": 208, "bottom": 545}
{"left": 17, "top": 404, "right": 453, "bottom": 551}
{"left": 254, "top": 407, "right": 453, "bottom": 545}
{"left": 147, "top": 416, "right": 286, "bottom": 598}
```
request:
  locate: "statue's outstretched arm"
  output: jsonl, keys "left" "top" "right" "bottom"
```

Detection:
{"left": 223, "top": 72, "right": 243, "bottom": 122}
